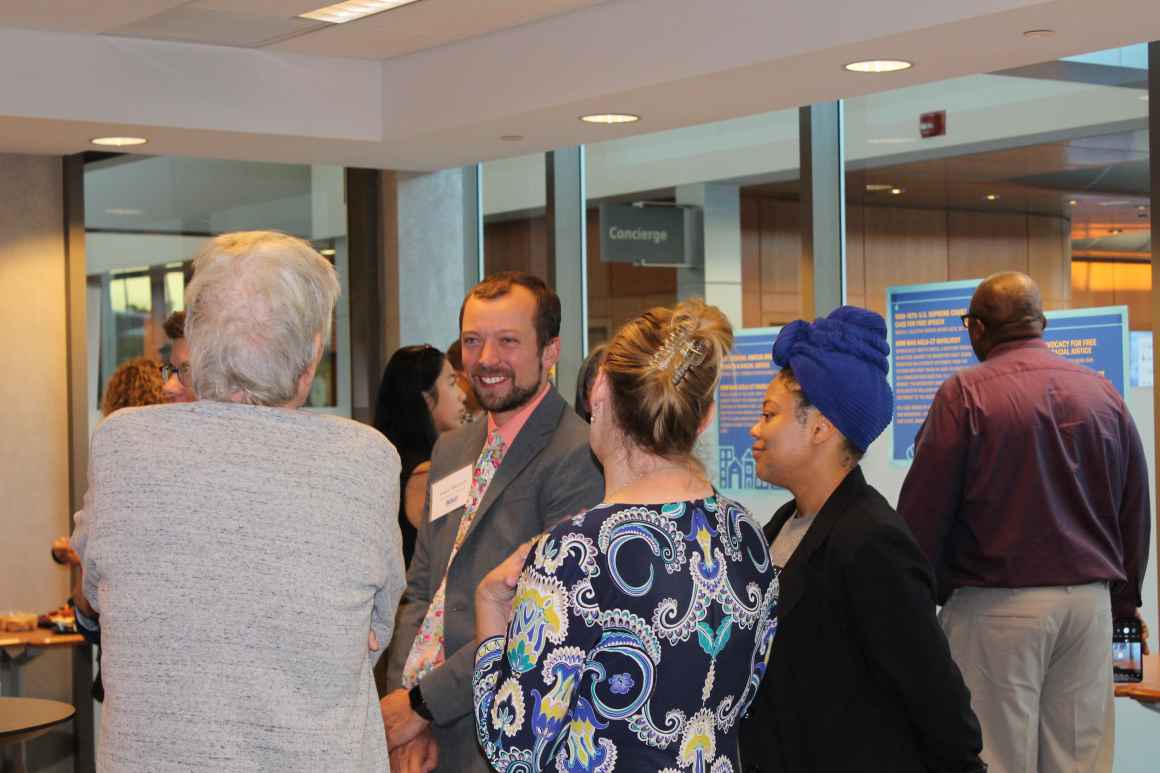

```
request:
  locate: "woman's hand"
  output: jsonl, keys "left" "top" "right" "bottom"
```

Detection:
{"left": 474, "top": 538, "right": 539, "bottom": 643}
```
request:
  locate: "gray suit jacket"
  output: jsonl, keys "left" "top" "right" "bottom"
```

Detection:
{"left": 385, "top": 387, "right": 603, "bottom": 772}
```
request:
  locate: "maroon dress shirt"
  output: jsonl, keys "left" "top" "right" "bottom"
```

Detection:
{"left": 898, "top": 337, "right": 1150, "bottom": 617}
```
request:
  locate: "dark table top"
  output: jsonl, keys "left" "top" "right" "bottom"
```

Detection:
{"left": 0, "top": 698, "right": 75, "bottom": 745}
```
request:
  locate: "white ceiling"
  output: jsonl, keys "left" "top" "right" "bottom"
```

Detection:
{"left": 0, "top": 0, "right": 1155, "bottom": 171}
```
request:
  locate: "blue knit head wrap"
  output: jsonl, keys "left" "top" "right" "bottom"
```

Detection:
{"left": 770, "top": 306, "right": 893, "bottom": 452}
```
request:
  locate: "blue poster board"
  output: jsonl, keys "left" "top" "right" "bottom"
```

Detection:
{"left": 716, "top": 326, "right": 780, "bottom": 492}
{"left": 888, "top": 279, "right": 1128, "bottom": 463}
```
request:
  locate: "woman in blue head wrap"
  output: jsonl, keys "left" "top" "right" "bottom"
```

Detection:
{"left": 739, "top": 306, "right": 985, "bottom": 773}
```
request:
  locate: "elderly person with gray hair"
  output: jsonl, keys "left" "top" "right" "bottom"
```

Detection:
{"left": 77, "top": 231, "right": 404, "bottom": 772}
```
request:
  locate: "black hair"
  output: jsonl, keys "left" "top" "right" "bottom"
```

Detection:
{"left": 373, "top": 344, "right": 445, "bottom": 475}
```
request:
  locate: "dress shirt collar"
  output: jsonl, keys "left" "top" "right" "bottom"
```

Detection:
{"left": 486, "top": 381, "right": 551, "bottom": 451}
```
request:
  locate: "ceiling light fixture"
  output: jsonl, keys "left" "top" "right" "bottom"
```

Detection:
{"left": 986, "top": 194, "right": 999, "bottom": 201}
{"left": 1022, "top": 29, "right": 1055, "bottom": 39}
{"left": 1069, "top": 199, "right": 1078, "bottom": 206}
{"left": 890, "top": 188, "right": 904, "bottom": 195}
{"left": 865, "top": 184, "right": 895, "bottom": 192}
{"left": 299, "top": 0, "right": 421, "bottom": 24}
{"left": 319, "top": 248, "right": 337, "bottom": 256}
{"left": 844, "top": 59, "right": 913, "bottom": 73}
{"left": 580, "top": 113, "right": 640, "bottom": 124}
{"left": 91, "top": 136, "right": 147, "bottom": 147}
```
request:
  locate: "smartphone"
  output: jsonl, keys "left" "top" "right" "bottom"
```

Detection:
{"left": 1113, "top": 617, "right": 1144, "bottom": 683}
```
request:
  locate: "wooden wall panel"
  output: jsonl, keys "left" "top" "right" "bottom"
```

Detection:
{"left": 761, "top": 200, "right": 805, "bottom": 324}
{"left": 864, "top": 207, "right": 948, "bottom": 316}
{"left": 845, "top": 205, "right": 866, "bottom": 310}
{"left": 1028, "top": 214, "right": 1071, "bottom": 311}
{"left": 740, "top": 196, "right": 762, "bottom": 328}
{"left": 948, "top": 211, "right": 1029, "bottom": 280}
{"left": 1114, "top": 262, "right": 1152, "bottom": 330}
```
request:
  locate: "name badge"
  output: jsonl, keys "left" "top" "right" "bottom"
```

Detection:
{"left": 430, "top": 465, "right": 472, "bottom": 522}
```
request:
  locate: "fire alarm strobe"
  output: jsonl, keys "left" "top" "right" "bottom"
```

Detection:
{"left": 920, "top": 110, "right": 946, "bottom": 139}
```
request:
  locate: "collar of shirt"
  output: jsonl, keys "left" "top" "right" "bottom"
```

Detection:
{"left": 486, "top": 381, "right": 551, "bottom": 452}
{"left": 985, "top": 336, "right": 1048, "bottom": 360}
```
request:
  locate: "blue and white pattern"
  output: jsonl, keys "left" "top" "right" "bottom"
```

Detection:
{"left": 473, "top": 495, "right": 778, "bottom": 773}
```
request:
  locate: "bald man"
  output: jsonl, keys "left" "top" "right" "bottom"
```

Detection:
{"left": 898, "top": 272, "right": 1151, "bottom": 773}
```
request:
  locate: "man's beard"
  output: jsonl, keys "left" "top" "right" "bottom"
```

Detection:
{"left": 473, "top": 361, "right": 543, "bottom": 414}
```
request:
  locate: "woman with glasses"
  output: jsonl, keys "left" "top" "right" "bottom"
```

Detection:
{"left": 374, "top": 344, "right": 467, "bottom": 566}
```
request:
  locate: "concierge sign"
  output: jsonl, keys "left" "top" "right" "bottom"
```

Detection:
{"left": 888, "top": 279, "right": 1127, "bottom": 463}
{"left": 599, "top": 203, "right": 701, "bottom": 267}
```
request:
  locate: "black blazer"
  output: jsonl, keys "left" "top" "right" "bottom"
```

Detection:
{"left": 740, "top": 467, "right": 985, "bottom": 773}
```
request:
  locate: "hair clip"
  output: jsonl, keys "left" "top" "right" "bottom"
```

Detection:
{"left": 648, "top": 323, "right": 695, "bottom": 373}
{"left": 671, "top": 339, "right": 707, "bottom": 386}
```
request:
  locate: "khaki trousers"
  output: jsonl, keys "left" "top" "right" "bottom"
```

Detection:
{"left": 940, "top": 583, "right": 1114, "bottom": 773}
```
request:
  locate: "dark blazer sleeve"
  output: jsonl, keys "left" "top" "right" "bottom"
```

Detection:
{"left": 842, "top": 522, "right": 985, "bottom": 773}
{"left": 537, "top": 420, "right": 604, "bottom": 530}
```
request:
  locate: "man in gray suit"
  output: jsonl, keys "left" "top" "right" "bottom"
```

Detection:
{"left": 381, "top": 271, "right": 604, "bottom": 773}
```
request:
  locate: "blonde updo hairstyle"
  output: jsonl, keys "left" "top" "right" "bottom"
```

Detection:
{"left": 602, "top": 299, "right": 733, "bottom": 458}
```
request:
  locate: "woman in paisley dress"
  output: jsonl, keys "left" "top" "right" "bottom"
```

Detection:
{"left": 472, "top": 299, "right": 778, "bottom": 773}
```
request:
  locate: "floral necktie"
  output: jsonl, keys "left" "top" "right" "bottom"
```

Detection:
{"left": 402, "top": 429, "right": 506, "bottom": 688}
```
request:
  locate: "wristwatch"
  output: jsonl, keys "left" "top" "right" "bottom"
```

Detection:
{"left": 409, "top": 684, "right": 434, "bottom": 722}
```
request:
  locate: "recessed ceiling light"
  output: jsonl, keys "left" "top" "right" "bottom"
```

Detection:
{"left": 1069, "top": 199, "right": 1078, "bottom": 206}
{"left": 299, "top": 0, "right": 421, "bottom": 24}
{"left": 867, "top": 137, "right": 915, "bottom": 145}
{"left": 844, "top": 59, "right": 913, "bottom": 73}
{"left": 1111, "top": 228, "right": 1123, "bottom": 235}
{"left": 105, "top": 208, "right": 143, "bottom": 216}
{"left": 890, "top": 188, "right": 904, "bottom": 195}
{"left": 1022, "top": 29, "right": 1055, "bottom": 39}
{"left": 319, "top": 248, "right": 337, "bottom": 257}
{"left": 500, "top": 135, "right": 524, "bottom": 142}
{"left": 986, "top": 194, "right": 999, "bottom": 201}
{"left": 91, "top": 136, "right": 147, "bottom": 147}
{"left": 580, "top": 113, "right": 640, "bottom": 124}
{"left": 865, "top": 184, "right": 895, "bottom": 191}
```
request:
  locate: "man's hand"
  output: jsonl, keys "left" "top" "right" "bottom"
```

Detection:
{"left": 51, "top": 537, "right": 80, "bottom": 566}
{"left": 380, "top": 687, "right": 428, "bottom": 749}
{"left": 392, "top": 728, "right": 439, "bottom": 773}
{"left": 1137, "top": 609, "right": 1151, "bottom": 656}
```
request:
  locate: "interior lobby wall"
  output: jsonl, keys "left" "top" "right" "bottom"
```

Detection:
{"left": 0, "top": 153, "right": 74, "bottom": 769}
{"left": 742, "top": 198, "right": 1079, "bottom": 326}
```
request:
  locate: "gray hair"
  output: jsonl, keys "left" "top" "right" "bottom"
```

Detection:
{"left": 184, "top": 231, "right": 340, "bottom": 406}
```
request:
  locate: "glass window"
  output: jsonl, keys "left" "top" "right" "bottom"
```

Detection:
{"left": 481, "top": 152, "right": 549, "bottom": 282}
{"left": 84, "top": 156, "right": 350, "bottom": 423}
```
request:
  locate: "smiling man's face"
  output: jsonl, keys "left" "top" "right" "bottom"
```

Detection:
{"left": 459, "top": 285, "right": 558, "bottom": 423}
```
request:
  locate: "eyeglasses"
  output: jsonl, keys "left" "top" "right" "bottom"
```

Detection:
{"left": 959, "top": 313, "right": 983, "bottom": 329}
{"left": 160, "top": 362, "right": 191, "bottom": 386}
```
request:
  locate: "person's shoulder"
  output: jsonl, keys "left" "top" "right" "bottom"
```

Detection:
{"left": 829, "top": 483, "right": 914, "bottom": 556}
{"left": 92, "top": 403, "right": 183, "bottom": 443}
{"left": 297, "top": 412, "right": 401, "bottom": 470}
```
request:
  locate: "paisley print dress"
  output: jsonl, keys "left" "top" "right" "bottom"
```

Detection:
{"left": 473, "top": 495, "right": 778, "bottom": 773}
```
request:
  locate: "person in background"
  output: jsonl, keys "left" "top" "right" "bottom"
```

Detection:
{"left": 473, "top": 299, "right": 777, "bottom": 772}
{"left": 446, "top": 338, "right": 483, "bottom": 424}
{"left": 382, "top": 271, "right": 603, "bottom": 773}
{"left": 160, "top": 310, "right": 196, "bottom": 403}
{"left": 75, "top": 231, "right": 404, "bottom": 772}
{"left": 740, "top": 306, "right": 984, "bottom": 773}
{"left": 374, "top": 344, "right": 467, "bottom": 566}
{"left": 898, "top": 271, "right": 1151, "bottom": 773}
{"left": 572, "top": 342, "right": 607, "bottom": 422}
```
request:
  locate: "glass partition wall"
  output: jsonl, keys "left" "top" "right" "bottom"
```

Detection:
{"left": 84, "top": 156, "right": 351, "bottom": 426}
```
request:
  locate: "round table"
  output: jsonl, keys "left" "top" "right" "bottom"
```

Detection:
{"left": 0, "top": 698, "right": 75, "bottom": 773}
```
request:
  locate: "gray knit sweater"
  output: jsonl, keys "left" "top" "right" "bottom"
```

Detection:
{"left": 76, "top": 401, "right": 403, "bottom": 772}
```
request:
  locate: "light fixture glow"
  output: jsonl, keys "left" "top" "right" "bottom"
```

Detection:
{"left": 91, "top": 136, "right": 148, "bottom": 147}
{"left": 986, "top": 194, "right": 999, "bottom": 201}
{"left": 319, "top": 248, "right": 337, "bottom": 257}
{"left": 299, "top": 0, "right": 422, "bottom": 24}
{"left": 890, "top": 188, "right": 904, "bottom": 195}
{"left": 580, "top": 113, "right": 640, "bottom": 124}
{"left": 1069, "top": 199, "right": 1078, "bottom": 206}
{"left": 865, "top": 184, "right": 895, "bottom": 192}
{"left": 844, "top": 59, "right": 913, "bottom": 73}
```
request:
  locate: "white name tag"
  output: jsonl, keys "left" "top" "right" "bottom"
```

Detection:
{"left": 430, "top": 465, "right": 472, "bottom": 522}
